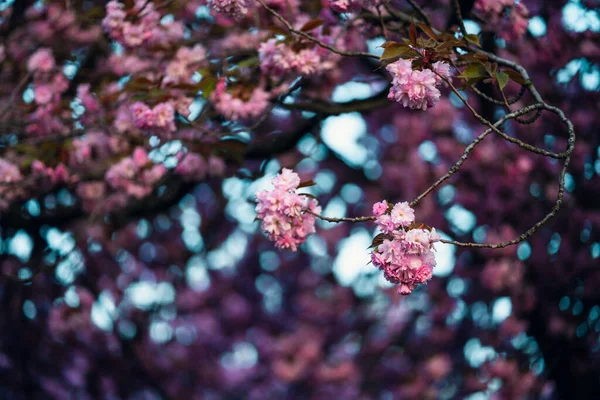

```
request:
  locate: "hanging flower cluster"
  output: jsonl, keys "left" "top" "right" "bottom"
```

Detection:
{"left": 386, "top": 59, "right": 452, "bottom": 111}
{"left": 370, "top": 201, "right": 441, "bottom": 295}
{"left": 254, "top": 168, "right": 442, "bottom": 295}
{"left": 255, "top": 169, "right": 321, "bottom": 252}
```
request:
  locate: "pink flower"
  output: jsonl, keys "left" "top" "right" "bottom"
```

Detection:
{"left": 34, "top": 84, "right": 54, "bottom": 105}
{"left": 27, "top": 48, "right": 56, "bottom": 73}
{"left": 391, "top": 201, "right": 415, "bottom": 226}
{"left": 77, "top": 84, "right": 100, "bottom": 112}
{"left": 208, "top": 156, "right": 226, "bottom": 177}
{"left": 372, "top": 200, "right": 388, "bottom": 216}
{"left": 211, "top": 80, "right": 271, "bottom": 121}
{"left": 211, "top": 0, "right": 249, "bottom": 20}
{"left": 255, "top": 169, "right": 321, "bottom": 251}
{"left": 175, "top": 153, "right": 207, "bottom": 181}
{"left": 375, "top": 214, "right": 398, "bottom": 234}
{"left": 133, "top": 147, "right": 149, "bottom": 167}
{"left": 387, "top": 60, "right": 448, "bottom": 110}
{"left": 432, "top": 61, "right": 452, "bottom": 84}
{"left": 105, "top": 148, "right": 165, "bottom": 199}
{"left": 0, "top": 159, "right": 22, "bottom": 185}
{"left": 329, "top": 0, "right": 365, "bottom": 13}
{"left": 474, "top": 0, "right": 529, "bottom": 41}
{"left": 272, "top": 168, "right": 301, "bottom": 191}
{"left": 129, "top": 102, "right": 176, "bottom": 133}
{"left": 370, "top": 200, "right": 440, "bottom": 295}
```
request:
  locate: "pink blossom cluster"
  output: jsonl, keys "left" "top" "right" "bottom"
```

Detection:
{"left": 27, "top": 48, "right": 55, "bottom": 73}
{"left": 255, "top": 169, "right": 321, "bottom": 252}
{"left": 165, "top": 45, "right": 207, "bottom": 84}
{"left": 218, "top": 31, "right": 270, "bottom": 53}
{"left": 211, "top": 79, "right": 271, "bottom": 121}
{"left": 370, "top": 201, "right": 441, "bottom": 295}
{"left": 129, "top": 102, "right": 177, "bottom": 134}
{"left": 211, "top": 0, "right": 250, "bottom": 20}
{"left": 474, "top": 0, "right": 529, "bottom": 41}
{"left": 0, "top": 159, "right": 23, "bottom": 211}
{"left": 175, "top": 152, "right": 226, "bottom": 181}
{"left": 69, "top": 131, "right": 128, "bottom": 168}
{"left": 105, "top": 147, "right": 167, "bottom": 199}
{"left": 107, "top": 54, "right": 152, "bottom": 76}
{"left": 25, "top": 3, "right": 102, "bottom": 44}
{"left": 26, "top": 48, "right": 71, "bottom": 136}
{"left": 329, "top": 0, "right": 366, "bottom": 13}
{"left": 386, "top": 59, "right": 452, "bottom": 110}
{"left": 259, "top": 39, "right": 335, "bottom": 78}
{"left": 102, "top": 0, "right": 160, "bottom": 47}
{"left": 31, "top": 161, "right": 71, "bottom": 185}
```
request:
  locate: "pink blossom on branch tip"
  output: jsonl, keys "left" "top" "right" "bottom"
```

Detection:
{"left": 371, "top": 201, "right": 440, "bottom": 295}
{"left": 255, "top": 169, "right": 321, "bottom": 251}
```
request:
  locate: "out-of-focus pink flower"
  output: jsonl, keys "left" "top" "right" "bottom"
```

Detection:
{"left": 372, "top": 200, "right": 388, "bottom": 216}
{"left": 211, "top": 0, "right": 250, "bottom": 20}
{"left": 27, "top": 48, "right": 56, "bottom": 72}
{"left": 211, "top": 80, "right": 271, "bottom": 121}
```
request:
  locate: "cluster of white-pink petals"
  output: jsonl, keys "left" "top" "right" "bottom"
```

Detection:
{"left": 211, "top": 79, "right": 271, "bottom": 121}
{"left": 371, "top": 201, "right": 441, "bottom": 295}
{"left": 105, "top": 147, "right": 167, "bottom": 199}
{"left": 102, "top": 0, "right": 161, "bottom": 47}
{"left": 255, "top": 169, "right": 321, "bottom": 252}
{"left": 129, "top": 101, "right": 177, "bottom": 134}
{"left": 259, "top": 39, "right": 334, "bottom": 78}
{"left": 0, "top": 159, "right": 23, "bottom": 211}
{"left": 386, "top": 59, "right": 452, "bottom": 111}
{"left": 211, "top": 0, "right": 250, "bottom": 20}
{"left": 164, "top": 45, "right": 207, "bottom": 84}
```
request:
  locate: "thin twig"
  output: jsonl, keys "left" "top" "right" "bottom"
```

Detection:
{"left": 256, "top": 0, "right": 379, "bottom": 60}
{"left": 409, "top": 103, "right": 545, "bottom": 207}
{"left": 406, "top": 0, "right": 431, "bottom": 26}
{"left": 305, "top": 209, "right": 375, "bottom": 223}
{"left": 452, "top": 0, "right": 467, "bottom": 36}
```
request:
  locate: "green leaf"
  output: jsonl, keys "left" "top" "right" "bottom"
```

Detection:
{"left": 465, "top": 34, "right": 481, "bottom": 47}
{"left": 496, "top": 71, "right": 509, "bottom": 90}
{"left": 379, "top": 43, "right": 412, "bottom": 61}
{"left": 503, "top": 69, "right": 527, "bottom": 85}
{"left": 458, "top": 63, "right": 487, "bottom": 79}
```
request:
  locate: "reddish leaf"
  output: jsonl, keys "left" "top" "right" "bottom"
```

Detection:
{"left": 300, "top": 18, "right": 325, "bottom": 32}
{"left": 409, "top": 21, "right": 418, "bottom": 45}
{"left": 369, "top": 233, "right": 391, "bottom": 249}
{"left": 298, "top": 180, "right": 317, "bottom": 189}
{"left": 417, "top": 23, "right": 438, "bottom": 41}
